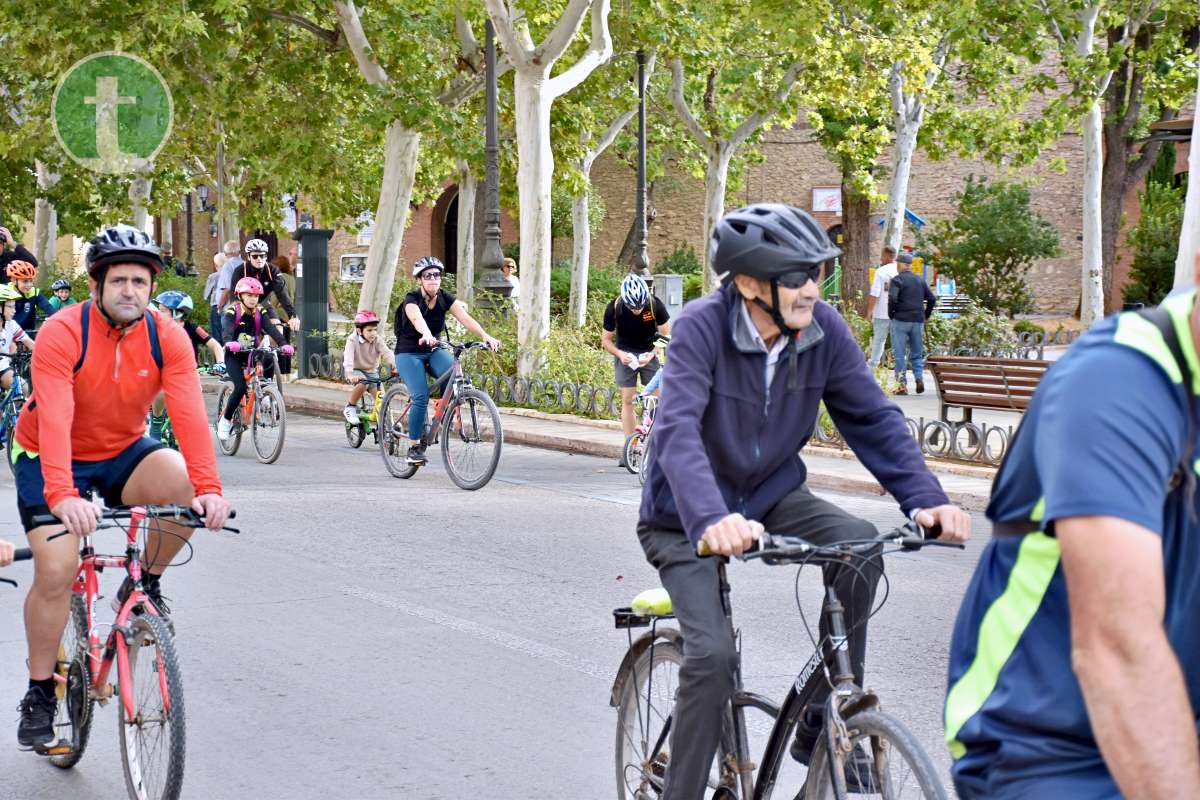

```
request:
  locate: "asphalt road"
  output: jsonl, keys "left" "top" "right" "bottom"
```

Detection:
{"left": 0, "top": 410, "right": 990, "bottom": 799}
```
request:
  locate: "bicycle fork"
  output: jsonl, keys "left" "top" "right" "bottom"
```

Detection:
{"left": 718, "top": 563, "right": 757, "bottom": 800}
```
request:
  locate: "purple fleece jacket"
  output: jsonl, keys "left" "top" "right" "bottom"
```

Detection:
{"left": 639, "top": 285, "right": 949, "bottom": 544}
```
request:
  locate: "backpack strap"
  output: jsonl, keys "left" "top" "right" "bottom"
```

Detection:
{"left": 72, "top": 300, "right": 163, "bottom": 374}
{"left": 1137, "top": 306, "right": 1196, "bottom": 504}
{"left": 73, "top": 300, "right": 91, "bottom": 373}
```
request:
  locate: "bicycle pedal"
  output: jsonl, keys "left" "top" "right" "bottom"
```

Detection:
{"left": 44, "top": 741, "right": 73, "bottom": 756}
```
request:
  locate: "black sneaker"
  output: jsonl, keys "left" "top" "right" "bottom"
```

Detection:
{"left": 16, "top": 686, "right": 57, "bottom": 751}
{"left": 915, "top": 378, "right": 925, "bottom": 394}
{"left": 790, "top": 720, "right": 879, "bottom": 794}
{"left": 406, "top": 445, "right": 428, "bottom": 465}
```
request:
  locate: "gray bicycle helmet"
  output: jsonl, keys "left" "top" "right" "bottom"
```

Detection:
{"left": 709, "top": 204, "right": 842, "bottom": 281}
{"left": 51, "top": 278, "right": 71, "bottom": 292}
{"left": 85, "top": 224, "right": 164, "bottom": 278}
{"left": 412, "top": 256, "right": 444, "bottom": 277}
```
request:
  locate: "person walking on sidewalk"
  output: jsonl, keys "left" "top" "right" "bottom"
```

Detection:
{"left": 865, "top": 246, "right": 897, "bottom": 369}
{"left": 602, "top": 274, "right": 671, "bottom": 466}
{"left": 887, "top": 252, "right": 936, "bottom": 395}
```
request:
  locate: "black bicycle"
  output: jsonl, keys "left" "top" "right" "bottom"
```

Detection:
{"left": 611, "top": 523, "right": 960, "bottom": 799}
{"left": 378, "top": 340, "right": 503, "bottom": 490}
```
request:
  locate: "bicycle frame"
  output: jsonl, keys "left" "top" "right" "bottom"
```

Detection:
{"left": 1, "top": 372, "right": 24, "bottom": 434}
{"left": 65, "top": 508, "right": 170, "bottom": 724}
{"left": 235, "top": 348, "right": 278, "bottom": 429}
{"left": 626, "top": 562, "right": 867, "bottom": 800}
{"left": 397, "top": 352, "right": 470, "bottom": 445}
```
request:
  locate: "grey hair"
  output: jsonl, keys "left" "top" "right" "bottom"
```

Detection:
{"left": 223, "top": 240, "right": 240, "bottom": 256}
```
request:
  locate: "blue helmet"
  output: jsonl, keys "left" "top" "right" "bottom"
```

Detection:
{"left": 620, "top": 273, "right": 650, "bottom": 308}
{"left": 51, "top": 279, "right": 71, "bottom": 292}
{"left": 155, "top": 290, "right": 193, "bottom": 314}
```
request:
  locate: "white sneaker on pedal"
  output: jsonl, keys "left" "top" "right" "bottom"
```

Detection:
{"left": 343, "top": 405, "right": 360, "bottom": 425}
{"left": 217, "top": 418, "right": 233, "bottom": 441}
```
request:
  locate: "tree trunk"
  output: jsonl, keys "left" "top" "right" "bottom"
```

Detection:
{"left": 456, "top": 161, "right": 478, "bottom": 305}
{"left": 569, "top": 189, "right": 590, "bottom": 327}
{"left": 1099, "top": 126, "right": 1128, "bottom": 314}
{"left": 358, "top": 120, "right": 422, "bottom": 318}
{"left": 701, "top": 144, "right": 733, "bottom": 293}
{"left": 883, "top": 113, "right": 920, "bottom": 252}
{"left": 616, "top": 180, "right": 656, "bottom": 268}
{"left": 513, "top": 71, "right": 555, "bottom": 377}
{"left": 839, "top": 178, "right": 873, "bottom": 317}
{"left": 1175, "top": 70, "right": 1200, "bottom": 288}
{"left": 1080, "top": 100, "right": 1105, "bottom": 327}
{"left": 129, "top": 168, "right": 153, "bottom": 234}
{"left": 160, "top": 213, "right": 174, "bottom": 253}
{"left": 33, "top": 160, "right": 59, "bottom": 279}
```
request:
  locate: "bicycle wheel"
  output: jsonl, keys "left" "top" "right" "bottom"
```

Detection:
{"left": 251, "top": 383, "right": 287, "bottom": 464}
{"left": 440, "top": 387, "right": 502, "bottom": 490}
{"left": 379, "top": 384, "right": 418, "bottom": 479}
{"left": 49, "top": 594, "right": 94, "bottom": 769}
{"left": 638, "top": 428, "right": 652, "bottom": 486}
{"left": 802, "top": 709, "right": 947, "bottom": 800}
{"left": 345, "top": 397, "right": 369, "bottom": 448}
{"left": 214, "top": 383, "right": 242, "bottom": 457}
{"left": 119, "top": 612, "right": 185, "bottom": 800}
{"left": 614, "top": 636, "right": 736, "bottom": 799}
{"left": 623, "top": 432, "right": 643, "bottom": 475}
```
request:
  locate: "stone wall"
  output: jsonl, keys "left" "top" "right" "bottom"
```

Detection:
{"left": 584, "top": 116, "right": 1089, "bottom": 314}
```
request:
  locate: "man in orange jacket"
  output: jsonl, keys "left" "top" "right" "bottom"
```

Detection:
{"left": 13, "top": 224, "right": 231, "bottom": 753}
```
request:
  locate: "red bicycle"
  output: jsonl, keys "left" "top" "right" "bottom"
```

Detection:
{"left": 5, "top": 505, "right": 237, "bottom": 800}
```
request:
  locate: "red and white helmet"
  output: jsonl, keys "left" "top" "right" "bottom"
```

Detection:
{"left": 353, "top": 309, "right": 380, "bottom": 327}
{"left": 234, "top": 276, "right": 264, "bottom": 296}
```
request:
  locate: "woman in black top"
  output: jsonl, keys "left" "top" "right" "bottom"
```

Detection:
{"left": 392, "top": 256, "right": 500, "bottom": 465}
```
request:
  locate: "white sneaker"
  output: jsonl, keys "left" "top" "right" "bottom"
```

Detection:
{"left": 217, "top": 418, "right": 233, "bottom": 441}
{"left": 343, "top": 405, "right": 360, "bottom": 425}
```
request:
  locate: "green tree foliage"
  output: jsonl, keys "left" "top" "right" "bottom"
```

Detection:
{"left": 920, "top": 176, "right": 1061, "bottom": 315}
{"left": 1123, "top": 180, "right": 1184, "bottom": 306}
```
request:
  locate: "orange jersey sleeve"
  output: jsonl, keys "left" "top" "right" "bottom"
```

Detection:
{"left": 15, "top": 305, "right": 84, "bottom": 509}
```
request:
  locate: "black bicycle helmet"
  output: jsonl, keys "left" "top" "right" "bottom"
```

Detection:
{"left": 709, "top": 203, "right": 842, "bottom": 281}
{"left": 51, "top": 278, "right": 71, "bottom": 292}
{"left": 85, "top": 224, "right": 164, "bottom": 278}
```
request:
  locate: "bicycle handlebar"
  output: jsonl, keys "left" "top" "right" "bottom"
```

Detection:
{"left": 29, "top": 505, "right": 239, "bottom": 535}
{"left": 697, "top": 521, "right": 962, "bottom": 560}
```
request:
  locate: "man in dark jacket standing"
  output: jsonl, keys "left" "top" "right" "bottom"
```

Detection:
{"left": 638, "top": 204, "right": 970, "bottom": 799}
{"left": 887, "top": 252, "right": 937, "bottom": 395}
{"left": 0, "top": 225, "right": 37, "bottom": 284}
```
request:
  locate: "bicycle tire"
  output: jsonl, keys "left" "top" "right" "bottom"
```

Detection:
{"left": 49, "top": 594, "right": 94, "bottom": 769}
{"left": 440, "top": 387, "right": 503, "bottom": 490}
{"left": 802, "top": 709, "right": 947, "bottom": 800}
{"left": 251, "top": 383, "right": 287, "bottom": 464}
{"left": 379, "top": 384, "right": 418, "bottom": 479}
{"left": 614, "top": 636, "right": 737, "bottom": 799}
{"left": 622, "top": 432, "right": 643, "bottom": 475}
{"left": 638, "top": 428, "right": 651, "bottom": 486}
{"left": 345, "top": 396, "right": 370, "bottom": 448}
{"left": 119, "top": 612, "right": 186, "bottom": 800}
{"left": 214, "top": 383, "right": 242, "bottom": 457}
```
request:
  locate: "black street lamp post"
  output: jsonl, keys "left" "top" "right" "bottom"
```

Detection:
{"left": 476, "top": 19, "right": 513, "bottom": 314}
{"left": 185, "top": 192, "right": 195, "bottom": 272}
{"left": 633, "top": 49, "right": 651, "bottom": 287}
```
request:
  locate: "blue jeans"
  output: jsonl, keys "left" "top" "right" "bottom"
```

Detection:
{"left": 890, "top": 320, "right": 925, "bottom": 382}
{"left": 868, "top": 319, "right": 891, "bottom": 367}
{"left": 209, "top": 305, "right": 224, "bottom": 344}
{"left": 394, "top": 349, "right": 455, "bottom": 442}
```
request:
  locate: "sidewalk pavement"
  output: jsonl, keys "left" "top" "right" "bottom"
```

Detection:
{"left": 202, "top": 376, "right": 996, "bottom": 511}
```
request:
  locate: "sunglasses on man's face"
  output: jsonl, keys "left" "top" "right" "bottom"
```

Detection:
{"left": 249, "top": 254, "right": 267, "bottom": 260}
{"left": 421, "top": 272, "right": 442, "bottom": 280}
{"left": 776, "top": 266, "right": 823, "bottom": 289}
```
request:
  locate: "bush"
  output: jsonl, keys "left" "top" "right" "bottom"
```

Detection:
{"left": 1011, "top": 319, "right": 1043, "bottom": 336}
{"left": 467, "top": 303, "right": 612, "bottom": 388}
{"left": 919, "top": 176, "right": 1061, "bottom": 316}
{"left": 1123, "top": 181, "right": 1183, "bottom": 307}
{"left": 657, "top": 242, "right": 702, "bottom": 275}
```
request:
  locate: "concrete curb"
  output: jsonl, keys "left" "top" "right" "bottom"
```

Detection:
{"left": 204, "top": 379, "right": 991, "bottom": 510}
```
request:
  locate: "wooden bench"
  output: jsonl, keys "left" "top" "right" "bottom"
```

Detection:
{"left": 934, "top": 294, "right": 974, "bottom": 318}
{"left": 926, "top": 355, "right": 1051, "bottom": 425}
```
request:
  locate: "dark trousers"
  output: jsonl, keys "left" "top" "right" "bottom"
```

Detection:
{"left": 637, "top": 484, "right": 882, "bottom": 800}
{"left": 222, "top": 351, "right": 274, "bottom": 420}
{"left": 278, "top": 325, "right": 292, "bottom": 374}
{"left": 209, "top": 305, "right": 224, "bottom": 345}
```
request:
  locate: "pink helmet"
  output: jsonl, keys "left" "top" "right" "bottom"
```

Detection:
{"left": 234, "top": 276, "right": 264, "bottom": 296}
{"left": 353, "top": 309, "right": 380, "bottom": 327}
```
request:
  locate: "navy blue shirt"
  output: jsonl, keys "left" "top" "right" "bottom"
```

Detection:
{"left": 13, "top": 288, "right": 56, "bottom": 333}
{"left": 639, "top": 285, "right": 948, "bottom": 544}
{"left": 946, "top": 290, "right": 1200, "bottom": 798}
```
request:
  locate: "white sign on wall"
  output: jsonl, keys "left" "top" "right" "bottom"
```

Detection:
{"left": 340, "top": 253, "right": 368, "bottom": 283}
{"left": 356, "top": 211, "right": 374, "bottom": 246}
{"left": 812, "top": 187, "right": 842, "bottom": 215}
